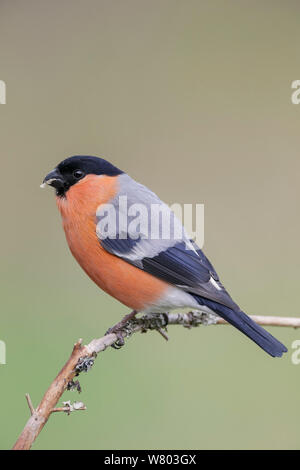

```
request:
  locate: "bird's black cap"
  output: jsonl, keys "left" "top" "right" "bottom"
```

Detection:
{"left": 43, "top": 155, "right": 123, "bottom": 196}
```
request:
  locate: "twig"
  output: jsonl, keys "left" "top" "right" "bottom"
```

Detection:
{"left": 12, "top": 311, "right": 300, "bottom": 450}
{"left": 156, "top": 328, "right": 169, "bottom": 341}
{"left": 52, "top": 401, "right": 87, "bottom": 414}
{"left": 25, "top": 394, "right": 35, "bottom": 416}
{"left": 212, "top": 315, "right": 300, "bottom": 328}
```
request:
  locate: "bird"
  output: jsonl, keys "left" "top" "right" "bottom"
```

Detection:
{"left": 42, "top": 155, "right": 287, "bottom": 357}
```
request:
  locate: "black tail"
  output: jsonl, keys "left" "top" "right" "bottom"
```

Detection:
{"left": 195, "top": 297, "right": 287, "bottom": 357}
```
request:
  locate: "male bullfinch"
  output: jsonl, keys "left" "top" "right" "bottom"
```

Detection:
{"left": 42, "top": 155, "right": 287, "bottom": 357}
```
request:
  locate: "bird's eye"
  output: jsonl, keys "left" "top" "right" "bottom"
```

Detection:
{"left": 73, "top": 169, "right": 84, "bottom": 179}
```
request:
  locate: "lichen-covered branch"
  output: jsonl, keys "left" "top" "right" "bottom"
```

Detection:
{"left": 12, "top": 311, "right": 300, "bottom": 450}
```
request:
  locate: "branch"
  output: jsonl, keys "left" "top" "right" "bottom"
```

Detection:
{"left": 12, "top": 311, "right": 300, "bottom": 450}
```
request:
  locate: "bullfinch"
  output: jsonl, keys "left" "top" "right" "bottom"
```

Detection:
{"left": 42, "top": 155, "right": 287, "bottom": 357}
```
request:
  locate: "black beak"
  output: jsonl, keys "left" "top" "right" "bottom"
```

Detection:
{"left": 42, "top": 168, "right": 65, "bottom": 192}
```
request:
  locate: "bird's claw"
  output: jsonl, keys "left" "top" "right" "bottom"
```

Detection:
{"left": 105, "top": 328, "right": 126, "bottom": 349}
{"left": 111, "top": 333, "right": 125, "bottom": 349}
{"left": 104, "top": 310, "right": 137, "bottom": 349}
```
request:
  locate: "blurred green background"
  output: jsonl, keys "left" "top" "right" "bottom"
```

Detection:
{"left": 0, "top": 0, "right": 299, "bottom": 450}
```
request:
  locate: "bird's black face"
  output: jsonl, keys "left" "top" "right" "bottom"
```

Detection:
{"left": 42, "top": 155, "right": 123, "bottom": 197}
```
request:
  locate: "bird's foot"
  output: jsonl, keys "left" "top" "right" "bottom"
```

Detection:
{"left": 105, "top": 310, "right": 137, "bottom": 349}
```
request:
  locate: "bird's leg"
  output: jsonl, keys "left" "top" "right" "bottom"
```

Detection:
{"left": 108, "top": 310, "right": 138, "bottom": 332}
{"left": 105, "top": 310, "right": 138, "bottom": 349}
